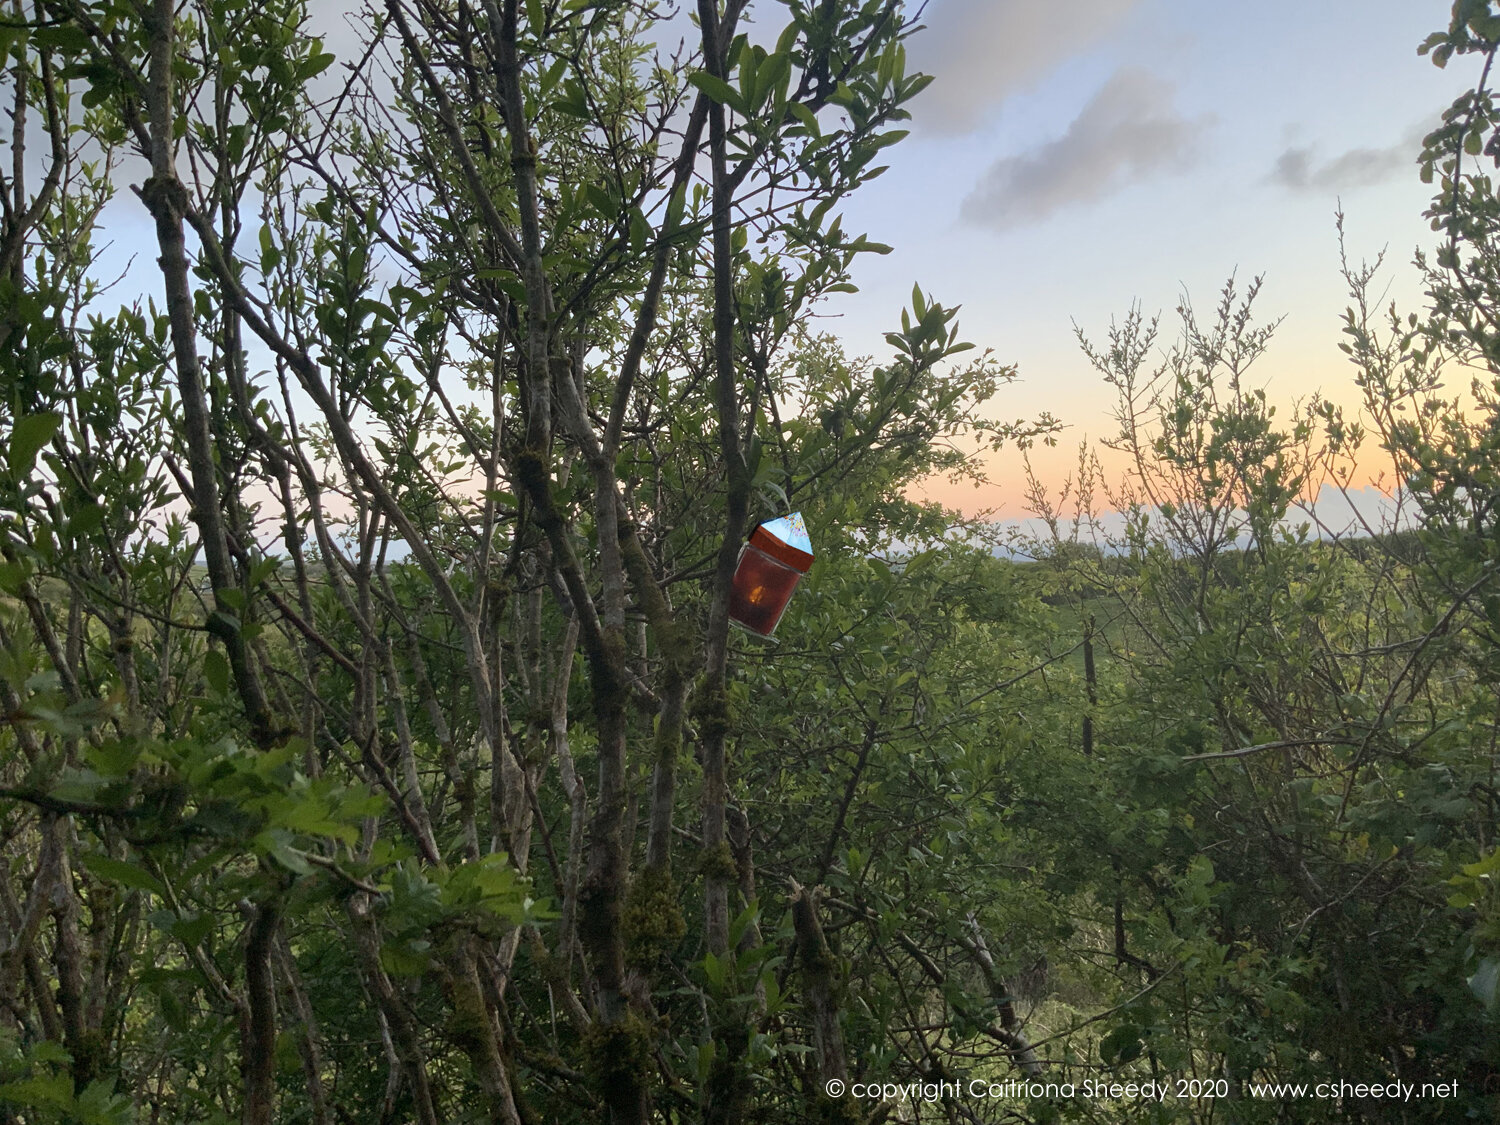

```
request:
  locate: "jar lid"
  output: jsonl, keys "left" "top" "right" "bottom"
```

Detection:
{"left": 749, "top": 512, "right": 813, "bottom": 572}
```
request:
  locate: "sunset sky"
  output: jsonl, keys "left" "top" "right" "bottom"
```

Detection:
{"left": 820, "top": 0, "right": 1476, "bottom": 518}
{"left": 88, "top": 0, "right": 1476, "bottom": 529}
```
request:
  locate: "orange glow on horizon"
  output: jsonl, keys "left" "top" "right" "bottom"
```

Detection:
{"left": 910, "top": 368, "right": 1401, "bottom": 520}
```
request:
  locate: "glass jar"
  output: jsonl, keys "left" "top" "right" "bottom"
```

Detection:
{"left": 728, "top": 542, "right": 805, "bottom": 636}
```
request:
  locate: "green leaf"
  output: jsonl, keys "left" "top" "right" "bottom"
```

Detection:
{"left": 0, "top": 559, "right": 27, "bottom": 595}
{"left": 695, "top": 1040, "right": 717, "bottom": 1082}
{"left": 789, "top": 101, "right": 820, "bottom": 137}
{"left": 1460, "top": 849, "right": 1500, "bottom": 878}
{"left": 300, "top": 52, "right": 335, "bottom": 81}
{"left": 380, "top": 939, "right": 433, "bottom": 977}
{"left": 259, "top": 224, "right": 281, "bottom": 273}
{"left": 74, "top": 1078, "right": 132, "bottom": 1125}
{"left": 702, "top": 950, "right": 725, "bottom": 989}
{"left": 664, "top": 183, "right": 688, "bottom": 232}
{"left": 265, "top": 837, "right": 314, "bottom": 876}
{"left": 1099, "top": 1024, "right": 1143, "bottom": 1065}
{"left": 757, "top": 52, "right": 790, "bottom": 107}
{"left": 248, "top": 557, "right": 280, "bottom": 586}
{"left": 275, "top": 792, "right": 359, "bottom": 844}
{"left": 9, "top": 412, "right": 62, "bottom": 474}
{"left": 540, "top": 56, "right": 568, "bottom": 97}
{"left": 32, "top": 24, "right": 90, "bottom": 53}
{"left": 79, "top": 854, "right": 165, "bottom": 896}
{"left": 0, "top": 1074, "right": 74, "bottom": 1111}
{"left": 687, "top": 71, "right": 745, "bottom": 115}
{"left": 552, "top": 84, "right": 592, "bottom": 118}
{"left": 69, "top": 504, "right": 104, "bottom": 537}
{"left": 170, "top": 911, "right": 214, "bottom": 947}
{"left": 729, "top": 900, "right": 760, "bottom": 947}
{"left": 629, "top": 207, "right": 651, "bottom": 250}
{"left": 203, "top": 649, "right": 230, "bottom": 694}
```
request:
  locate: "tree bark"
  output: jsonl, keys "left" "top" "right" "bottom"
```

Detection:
{"left": 790, "top": 883, "right": 850, "bottom": 1091}
{"left": 138, "top": 0, "right": 275, "bottom": 748}
{"left": 964, "top": 914, "right": 1042, "bottom": 1078}
{"left": 240, "top": 902, "right": 279, "bottom": 1125}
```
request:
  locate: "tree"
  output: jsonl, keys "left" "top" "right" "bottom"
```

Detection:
{"left": 0, "top": 1, "right": 1056, "bottom": 1122}
{"left": 1001, "top": 8, "right": 1500, "bottom": 1099}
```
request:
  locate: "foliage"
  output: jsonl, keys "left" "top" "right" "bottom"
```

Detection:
{"left": 2, "top": 0, "right": 1500, "bottom": 1123}
{"left": 0, "top": 0, "right": 1053, "bottom": 1122}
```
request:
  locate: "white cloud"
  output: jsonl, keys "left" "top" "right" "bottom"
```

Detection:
{"left": 906, "top": 0, "right": 1144, "bottom": 135}
{"left": 959, "top": 67, "right": 1210, "bottom": 231}
{"left": 1270, "top": 122, "right": 1428, "bottom": 193}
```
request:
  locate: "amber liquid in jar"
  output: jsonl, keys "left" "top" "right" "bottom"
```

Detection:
{"left": 728, "top": 543, "right": 803, "bottom": 636}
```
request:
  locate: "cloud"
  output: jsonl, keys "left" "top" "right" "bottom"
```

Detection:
{"left": 959, "top": 68, "right": 1211, "bottom": 231}
{"left": 906, "top": 0, "right": 1145, "bottom": 135}
{"left": 1270, "top": 123, "right": 1428, "bottom": 193}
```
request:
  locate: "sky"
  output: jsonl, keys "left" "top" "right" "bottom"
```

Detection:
{"left": 79, "top": 0, "right": 1476, "bottom": 531}
{"left": 815, "top": 0, "right": 1477, "bottom": 519}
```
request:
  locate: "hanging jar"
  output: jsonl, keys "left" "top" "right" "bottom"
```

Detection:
{"left": 728, "top": 512, "right": 813, "bottom": 637}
